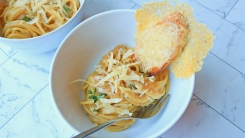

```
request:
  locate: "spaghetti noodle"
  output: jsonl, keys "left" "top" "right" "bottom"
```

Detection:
{"left": 0, "top": 0, "right": 80, "bottom": 39}
{"left": 71, "top": 45, "right": 170, "bottom": 132}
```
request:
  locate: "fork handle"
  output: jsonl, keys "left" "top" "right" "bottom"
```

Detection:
{"left": 72, "top": 119, "right": 119, "bottom": 138}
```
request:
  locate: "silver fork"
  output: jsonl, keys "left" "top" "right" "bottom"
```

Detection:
{"left": 73, "top": 93, "right": 171, "bottom": 138}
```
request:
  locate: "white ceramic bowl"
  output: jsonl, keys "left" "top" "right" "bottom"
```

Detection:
{"left": 0, "top": 0, "right": 85, "bottom": 53}
{"left": 50, "top": 9, "right": 195, "bottom": 138}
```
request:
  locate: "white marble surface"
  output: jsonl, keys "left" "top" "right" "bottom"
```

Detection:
{"left": 0, "top": 0, "right": 245, "bottom": 138}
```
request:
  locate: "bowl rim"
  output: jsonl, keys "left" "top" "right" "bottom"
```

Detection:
{"left": 50, "top": 9, "right": 195, "bottom": 138}
{"left": 0, "top": 0, "right": 85, "bottom": 41}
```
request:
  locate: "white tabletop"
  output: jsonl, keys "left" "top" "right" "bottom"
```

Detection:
{"left": 0, "top": 0, "right": 245, "bottom": 138}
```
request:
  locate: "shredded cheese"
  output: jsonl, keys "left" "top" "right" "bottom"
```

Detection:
{"left": 99, "top": 98, "right": 122, "bottom": 104}
{"left": 95, "top": 71, "right": 120, "bottom": 87}
{"left": 102, "top": 103, "right": 133, "bottom": 116}
{"left": 139, "top": 89, "right": 149, "bottom": 97}
{"left": 122, "top": 49, "right": 134, "bottom": 60}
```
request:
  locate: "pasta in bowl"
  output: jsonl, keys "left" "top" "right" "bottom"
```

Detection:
{"left": 50, "top": 9, "right": 195, "bottom": 138}
{"left": 71, "top": 45, "right": 171, "bottom": 132}
{"left": 0, "top": 0, "right": 85, "bottom": 53}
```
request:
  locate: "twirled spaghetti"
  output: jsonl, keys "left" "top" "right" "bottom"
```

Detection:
{"left": 71, "top": 45, "right": 170, "bottom": 132}
{"left": 0, "top": 0, "right": 80, "bottom": 39}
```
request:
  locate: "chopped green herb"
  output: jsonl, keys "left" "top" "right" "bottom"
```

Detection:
{"left": 94, "top": 97, "right": 98, "bottom": 103}
{"left": 22, "top": 16, "right": 31, "bottom": 22}
{"left": 93, "top": 109, "right": 99, "bottom": 113}
{"left": 87, "top": 88, "right": 106, "bottom": 103}
{"left": 128, "top": 84, "right": 135, "bottom": 89}
{"left": 98, "top": 93, "right": 106, "bottom": 98}
{"left": 88, "top": 95, "right": 96, "bottom": 99}
{"left": 88, "top": 89, "right": 93, "bottom": 94}
{"left": 64, "top": 5, "right": 71, "bottom": 13}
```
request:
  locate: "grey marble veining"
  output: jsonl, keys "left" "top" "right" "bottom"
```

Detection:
{"left": 82, "top": 0, "right": 136, "bottom": 20}
{"left": 0, "top": 43, "right": 18, "bottom": 57}
{"left": 194, "top": 53, "right": 245, "bottom": 131}
{"left": 226, "top": 0, "right": 245, "bottom": 31}
{"left": 194, "top": 0, "right": 238, "bottom": 18}
{"left": 182, "top": 0, "right": 245, "bottom": 74}
{"left": 0, "top": 50, "right": 9, "bottom": 65}
{"left": 0, "top": 0, "right": 245, "bottom": 137}
{"left": 0, "top": 51, "right": 54, "bottom": 128}
{"left": 0, "top": 85, "right": 74, "bottom": 138}
{"left": 162, "top": 95, "right": 245, "bottom": 138}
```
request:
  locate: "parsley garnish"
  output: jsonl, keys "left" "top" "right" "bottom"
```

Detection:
{"left": 88, "top": 88, "right": 106, "bottom": 103}
{"left": 128, "top": 84, "right": 135, "bottom": 89}
{"left": 64, "top": 5, "right": 71, "bottom": 13}
{"left": 88, "top": 89, "right": 93, "bottom": 94}
{"left": 93, "top": 109, "right": 99, "bottom": 113}
{"left": 22, "top": 16, "right": 31, "bottom": 22}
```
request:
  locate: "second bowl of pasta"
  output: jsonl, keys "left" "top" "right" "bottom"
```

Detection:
{"left": 0, "top": 0, "right": 85, "bottom": 53}
{"left": 50, "top": 9, "right": 195, "bottom": 138}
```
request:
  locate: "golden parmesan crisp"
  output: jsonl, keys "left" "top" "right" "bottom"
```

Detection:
{"left": 135, "top": 0, "right": 215, "bottom": 78}
{"left": 170, "top": 22, "right": 214, "bottom": 78}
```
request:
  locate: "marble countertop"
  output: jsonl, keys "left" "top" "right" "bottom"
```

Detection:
{"left": 0, "top": 0, "right": 245, "bottom": 137}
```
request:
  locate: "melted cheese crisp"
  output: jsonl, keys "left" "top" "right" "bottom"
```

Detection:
{"left": 135, "top": 0, "right": 215, "bottom": 78}
{"left": 170, "top": 18, "right": 215, "bottom": 78}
